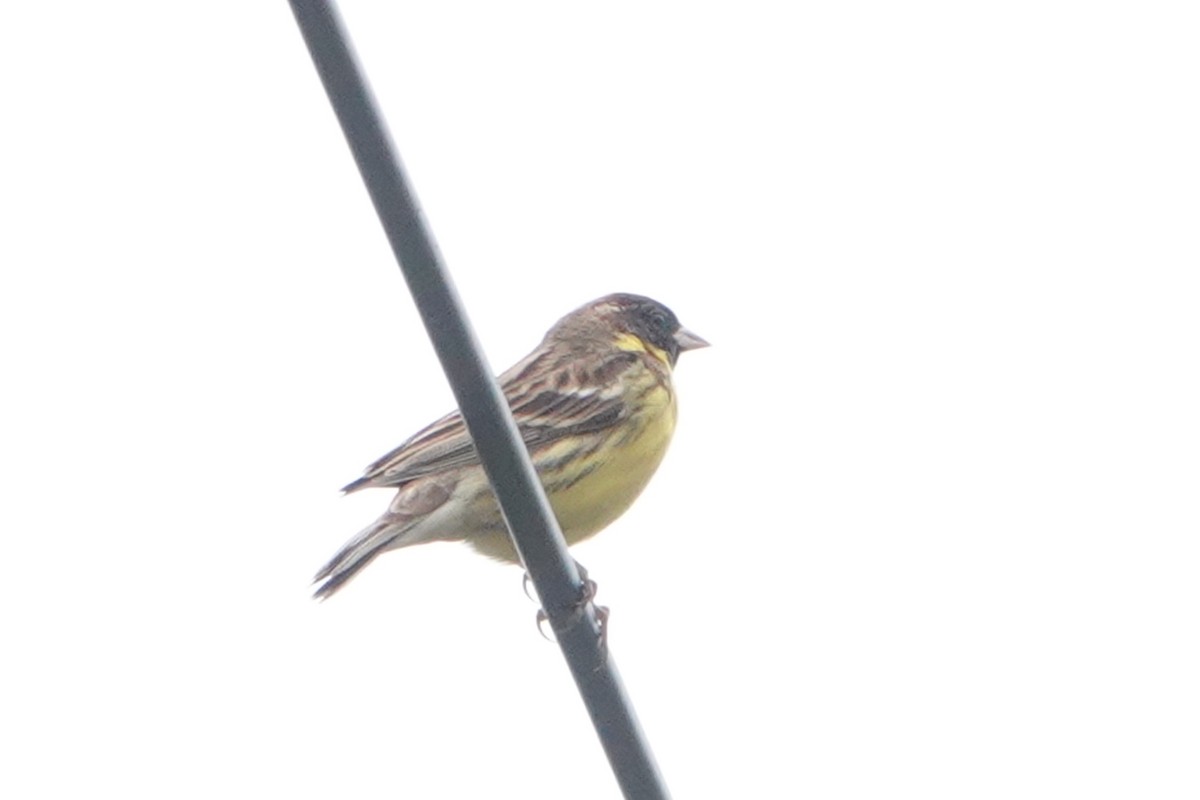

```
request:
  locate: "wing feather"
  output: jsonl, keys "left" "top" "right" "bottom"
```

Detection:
{"left": 341, "top": 351, "right": 636, "bottom": 494}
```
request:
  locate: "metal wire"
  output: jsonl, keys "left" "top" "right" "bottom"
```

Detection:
{"left": 286, "top": 2, "right": 671, "bottom": 797}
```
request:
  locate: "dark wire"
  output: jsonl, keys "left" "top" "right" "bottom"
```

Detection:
{"left": 286, "top": 3, "right": 671, "bottom": 798}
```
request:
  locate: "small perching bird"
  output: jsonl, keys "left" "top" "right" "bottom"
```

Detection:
{"left": 313, "top": 293, "right": 708, "bottom": 599}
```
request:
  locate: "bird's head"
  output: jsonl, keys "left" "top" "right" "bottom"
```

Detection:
{"left": 554, "top": 293, "right": 709, "bottom": 367}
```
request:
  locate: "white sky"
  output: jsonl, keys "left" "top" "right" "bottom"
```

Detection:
{"left": 2, "top": 2, "right": 1197, "bottom": 798}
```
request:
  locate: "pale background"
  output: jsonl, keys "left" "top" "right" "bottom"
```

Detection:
{"left": 2, "top": 2, "right": 1197, "bottom": 798}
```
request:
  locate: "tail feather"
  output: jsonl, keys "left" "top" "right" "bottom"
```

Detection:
{"left": 312, "top": 516, "right": 410, "bottom": 600}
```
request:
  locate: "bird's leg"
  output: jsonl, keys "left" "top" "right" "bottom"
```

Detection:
{"left": 525, "top": 562, "right": 591, "bottom": 602}
{"left": 559, "top": 560, "right": 603, "bottom": 634}
{"left": 530, "top": 560, "right": 608, "bottom": 657}
{"left": 574, "top": 561, "right": 610, "bottom": 664}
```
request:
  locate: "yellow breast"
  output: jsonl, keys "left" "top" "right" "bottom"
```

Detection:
{"left": 548, "top": 387, "right": 676, "bottom": 542}
{"left": 467, "top": 346, "right": 678, "bottom": 562}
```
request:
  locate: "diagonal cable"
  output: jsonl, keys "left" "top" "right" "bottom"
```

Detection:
{"left": 286, "top": 2, "right": 671, "bottom": 798}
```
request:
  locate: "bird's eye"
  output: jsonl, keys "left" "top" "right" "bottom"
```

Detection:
{"left": 649, "top": 310, "right": 670, "bottom": 332}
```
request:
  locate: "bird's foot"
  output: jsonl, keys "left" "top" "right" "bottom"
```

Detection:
{"left": 530, "top": 561, "right": 609, "bottom": 659}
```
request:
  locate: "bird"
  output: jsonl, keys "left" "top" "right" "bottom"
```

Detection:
{"left": 313, "top": 293, "right": 708, "bottom": 600}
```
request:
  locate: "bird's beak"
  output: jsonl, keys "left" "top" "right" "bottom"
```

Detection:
{"left": 674, "top": 326, "right": 710, "bottom": 352}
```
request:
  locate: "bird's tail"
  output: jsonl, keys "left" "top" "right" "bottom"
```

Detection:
{"left": 312, "top": 515, "right": 410, "bottom": 600}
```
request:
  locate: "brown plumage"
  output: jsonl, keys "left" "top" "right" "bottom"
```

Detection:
{"left": 313, "top": 293, "right": 708, "bottom": 599}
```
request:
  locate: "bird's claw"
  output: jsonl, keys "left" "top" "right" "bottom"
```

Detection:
{"left": 528, "top": 564, "right": 609, "bottom": 659}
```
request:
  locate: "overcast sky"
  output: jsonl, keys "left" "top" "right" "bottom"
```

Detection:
{"left": 2, "top": 2, "right": 1197, "bottom": 798}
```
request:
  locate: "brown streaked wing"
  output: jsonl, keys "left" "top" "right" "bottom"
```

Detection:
{"left": 341, "top": 410, "right": 476, "bottom": 493}
{"left": 341, "top": 352, "right": 636, "bottom": 494}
